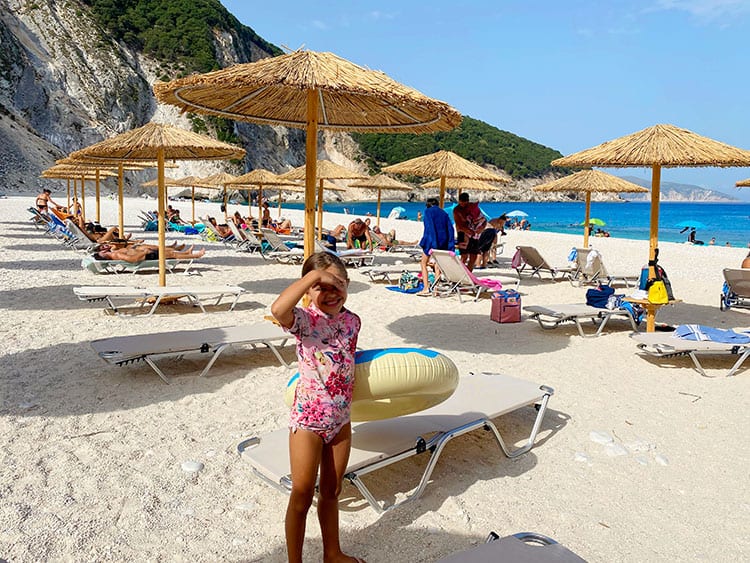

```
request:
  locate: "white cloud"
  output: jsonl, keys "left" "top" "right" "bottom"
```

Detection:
{"left": 653, "top": 0, "right": 750, "bottom": 21}
{"left": 311, "top": 19, "right": 328, "bottom": 30}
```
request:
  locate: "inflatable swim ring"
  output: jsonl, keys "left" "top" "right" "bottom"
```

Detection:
{"left": 284, "top": 348, "right": 459, "bottom": 421}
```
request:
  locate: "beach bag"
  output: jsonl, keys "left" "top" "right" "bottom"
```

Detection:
{"left": 490, "top": 290, "right": 521, "bottom": 323}
{"left": 399, "top": 271, "right": 421, "bottom": 291}
{"left": 645, "top": 262, "right": 673, "bottom": 303}
{"left": 585, "top": 284, "right": 615, "bottom": 308}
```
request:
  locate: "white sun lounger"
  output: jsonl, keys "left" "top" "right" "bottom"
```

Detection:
{"left": 73, "top": 285, "right": 245, "bottom": 316}
{"left": 90, "top": 323, "right": 293, "bottom": 383}
{"left": 81, "top": 254, "right": 196, "bottom": 275}
{"left": 360, "top": 263, "right": 420, "bottom": 283}
{"left": 238, "top": 373, "right": 554, "bottom": 513}
{"left": 525, "top": 303, "right": 639, "bottom": 337}
{"left": 631, "top": 331, "right": 750, "bottom": 377}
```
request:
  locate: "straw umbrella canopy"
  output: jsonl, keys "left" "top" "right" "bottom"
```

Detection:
{"left": 552, "top": 123, "right": 750, "bottom": 331}
{"left": 225, "top": 168, "right": 301, "bottom": 220}
{"left": 735, "top": 178, "right": 750, "bottom": 187}
{"left": 154, "top": 49, "right": 461, "bottom": 258}
{"left": 280, "top": 159, "right": 365, "bottom": 238}
{"left": 349, "top": 174, "right": 412, "bottom": 227}
{"left": 69, "top": 122, "right": 245, "bottom": 286}
{"left": 41, "top": 169, "right": 104, "bottom": 213}
{"left": 42, "top": 164, "right": 116, "bottom": 221}
{"left": 422, "top": 176, "right": 510, "bottom": 200}
{"left": 532, "top": 170, "right": 648, "bottom": 247}
{"left": 382, "top": 150, "right": 508, "bottom": 208}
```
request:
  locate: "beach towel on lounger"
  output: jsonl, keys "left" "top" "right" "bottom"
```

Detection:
{"left": 674, "top": 324, "right": 750, "bottom": 344}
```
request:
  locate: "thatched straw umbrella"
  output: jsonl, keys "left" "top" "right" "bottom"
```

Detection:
{"left": 225, "top": 169, "right": 301, "bottom": 221}
{"left": 69, "top": 122, "right": 244, "bottom": 286}
{"left": 280, "top": 160, "right": 365, "bottom": 238}
{"left": 422, "top": 177, "right": 509, "bottom": 198}
{"left": 348, "top": 174, "right": 412, "bottom": 227}
{"left": 552, "top": 124, "right": 750, "bottom": 331}
{"left": 382, "top": 150, "right": 508, "bottom": 208}
{"left": 41, "top": 168, "right": 105, "bottom": 215}
{"left": 735, "top": 178, "right": 750, "bottom": 187}
{"left": 42, "top": 164, "right": 116, "bottom": 222}
{"left": 154, "top": 49, "right": 461, "bottom": 258}
{"left": 532, "top": 170, "right": 648, "bottom": 247}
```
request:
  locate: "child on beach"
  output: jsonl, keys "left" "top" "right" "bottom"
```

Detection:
{"left": 271, "top": 252, "right": 364, "bottom": 563}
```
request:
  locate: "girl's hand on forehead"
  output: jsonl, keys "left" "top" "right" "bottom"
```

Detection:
{"left": 316, "top": 269, "right": 348, "bottom": 292}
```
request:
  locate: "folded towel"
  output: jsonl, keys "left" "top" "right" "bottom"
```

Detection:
{"left": 674, "top": 324, "right": 750, "bottom": 344}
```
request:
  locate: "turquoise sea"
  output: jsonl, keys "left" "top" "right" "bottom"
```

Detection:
{"left": 285, "top": 200, "right": 750, "bottom": 248}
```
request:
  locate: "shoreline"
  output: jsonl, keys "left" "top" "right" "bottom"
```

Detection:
{"left": 1, "top": 195, "right": 749, "bottom": 562}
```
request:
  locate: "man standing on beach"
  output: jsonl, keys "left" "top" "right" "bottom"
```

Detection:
{"left": 453, "top": 192, "right": 486, "bottom": 271}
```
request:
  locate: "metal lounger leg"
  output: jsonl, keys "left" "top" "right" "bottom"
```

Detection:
{"left": 143, "top": 356, "right": 171, "bottom": 384}
{"left": 264, "top": 340, "right": 292, "bottom": 368}
{"left": 346, "top": 386, "right": 554, "bottom": 513}
{"left": 199, "top": 343, "right": 231, "bottom": 377}
{"left": 726, "top": 349, "right": 750, "bottom": 377}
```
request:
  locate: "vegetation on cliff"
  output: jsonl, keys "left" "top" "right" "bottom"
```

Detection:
{"left": 352, "top": 116, "right": 567, "bottom": 178}
{"left": 82, "top": 0, "right": 281, "bottom": 74}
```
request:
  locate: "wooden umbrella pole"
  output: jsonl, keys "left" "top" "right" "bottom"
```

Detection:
{"left": 157, "top": 148, "right": 167, "bottom": 287}
{"left": 303, "top": 89, "right": 318, "bottom": 259}
{"left": 247, "top": 187, "right": 253, "bottom": 221}
{"left": 191, "top": 186, "right": 196, "bottom": 224}
{"left": 439, "top": 176, "right": 447, "bottom": 208}
{"left": 80, "top": 175, "right": 86, "bottom": 221}
{"left": 118, "top": 163, "right": 125, "bottom": 239}
{"left": 95, "top": 168, "right": 101, "bottom": 223}
{"left": 73, "top": 177, "right": 78, "bottom": 204}
{"left": 258, "top": 185, "right": 263, "bottom": 222}
{"left": 583, "top": 191, "right": 591, "bottom": 248}
{"left": 645, "top": 163, "right": 662, "bottom": 332}
{"left": 66, "top": 179, "right": 70, "bottom": 208}
{"left": 317, "top": 179, "right": 324, "bottom": 239}
{"left": 376, "top": 188, "right": 382, "bottom": 228}
{"left": 278, "top": 190, "right": 283, "bottom": 217}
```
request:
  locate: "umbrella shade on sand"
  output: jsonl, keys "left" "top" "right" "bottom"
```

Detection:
{"left": 154, "top": 49, "right": 461, "bottom": 258}
{"left": 280, "top": 159, "right": 365, "bottom": 238}
{"left": 69, "top": 122, "right": 245, "bottom": 286}
{"left": 552, "top": 123, "right": 750, "bottom": 331}
{"left": 532, "top": 170, "right": 648, "bottom": 247}
{"left": 382, "top": 150, "right": 509, "bottom": 208}
{"left": 349, "top": 174, "right": 412, "bottom": 227}
{"left": 225, "top": 168, "right": 301, "bottom": 222}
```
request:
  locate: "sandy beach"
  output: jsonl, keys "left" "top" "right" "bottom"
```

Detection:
{"left": 1, "top": 194, "right": 749, "bottom": 562}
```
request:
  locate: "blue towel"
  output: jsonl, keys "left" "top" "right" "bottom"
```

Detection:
{"left": 385, "top": 283, "right": 424, "bottom": 294}
{"left": 674, "top": 324, "right": 750, "bottom": 344}
{"left": 419, "top": 206, "right": 455, "bottom": 254}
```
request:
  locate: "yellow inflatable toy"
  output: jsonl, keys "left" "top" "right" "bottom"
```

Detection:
{"left": 284, "top": 348, "right": 459, "bottom": 421}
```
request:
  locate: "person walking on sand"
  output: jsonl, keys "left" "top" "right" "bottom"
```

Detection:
{"left": 271, "top": 252, "right": 365, "bottom": 563}
{"left": 453, "top": 192, "right": 486, "bottom": 271}
{"left": 417, "top": 197, "right": 455, "bottom": 296}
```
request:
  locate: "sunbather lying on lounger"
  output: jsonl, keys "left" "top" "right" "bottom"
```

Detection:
{"left": 72, "top": 216, "right": 139, "bottom": 245}
{"left": 93, "top": 244, "right": 205, "bottom": 263}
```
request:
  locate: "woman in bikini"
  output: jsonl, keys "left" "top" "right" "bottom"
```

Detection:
{"left": 35, "top": 189, "right": 60, "bottom": 213}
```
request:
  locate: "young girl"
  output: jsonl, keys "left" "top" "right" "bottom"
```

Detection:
{"left": 271, "top": 252, "right": 364, "bottom": 563}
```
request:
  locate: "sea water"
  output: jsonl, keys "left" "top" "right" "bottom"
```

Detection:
{"left": 285, "top": 200, "right": 750, "bottom": 247}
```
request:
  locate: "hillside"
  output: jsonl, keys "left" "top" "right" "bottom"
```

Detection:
{"left": 620, "top": 176, "right": 739, "bottom": 202}
{"left": 353, "top": 116, "right": 567, "bottom": 179}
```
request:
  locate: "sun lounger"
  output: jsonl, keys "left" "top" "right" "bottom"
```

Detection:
{"left": 570, "top": 248, "right": 637, "bottom": 288}
{"left": 631, "top": 328, "right": 750, "bottom": 377}
{"left": 260, "top": 228, "right": 304, "bottom": 263}
{"left": 360, "top": 263, "right": 420, "bottom": 283}
{"left": 720, "top": 268, "right": 750, "bottom": 311}
{"left": 525, "top": 303, "right": 639, "bottom": 337}
{"left": 73, "top": 285, "right": 245, "bottom": 316}
{"left": 431, "top": 249, "right": 516, "bottom": 301}
{"left": 90, "top": 323, "right": 293, "bottom": 383}
{"left": 315, "top": 239, "right": 375, "bottom": 268}
{"left": 81, "top": 254, "right": 196, "bottom": 275}
{"left": 238, "top": 372, "right": 554, "bottom": 513}
{"left": 513, "top": 246, "right": 572, "bottom": 281}
{"left": 438, "top": 531, "right": 586, "bottom": 563}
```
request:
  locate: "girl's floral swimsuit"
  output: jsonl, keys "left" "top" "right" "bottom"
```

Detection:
{"left": 286, "top": 304, "right": 361, "bottom": 443}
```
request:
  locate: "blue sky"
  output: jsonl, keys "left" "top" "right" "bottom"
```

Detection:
{"left": 221, "top": 0, "right": 750, "bottom": 201}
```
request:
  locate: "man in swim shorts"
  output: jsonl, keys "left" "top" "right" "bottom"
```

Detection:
{"left": 346, "top": 218, "right": 372, "bottom": 250}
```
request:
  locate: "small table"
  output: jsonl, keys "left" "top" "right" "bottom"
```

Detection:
{"left": 624, "top": 298, "right": 682, "bottom": 332}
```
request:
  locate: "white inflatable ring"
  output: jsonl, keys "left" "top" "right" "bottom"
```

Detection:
{"left": 285, "top": 348, "right": 459, "bottom": 421}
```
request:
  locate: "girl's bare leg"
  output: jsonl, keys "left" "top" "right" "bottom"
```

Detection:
{"left": 286, "top": 429, "right": 323, "bottom": 563}
{"left": 318, "top": 424, "right": 362, "bottom": 562}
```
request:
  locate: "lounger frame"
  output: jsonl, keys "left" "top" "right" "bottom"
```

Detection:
{"left": 74, "top": 285, "right": 244, "bottom": 316}
{"left": 632, "top": 332, "right": 750, "bottom": 377}
{"left": 526, "top": 304, "right": 639, "bottom": 337}
{"left": 238, "top": 373, "right": 554, "bottom": 514}
{"left": 91, "top": 324, "right": 293, "bottom": 384}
